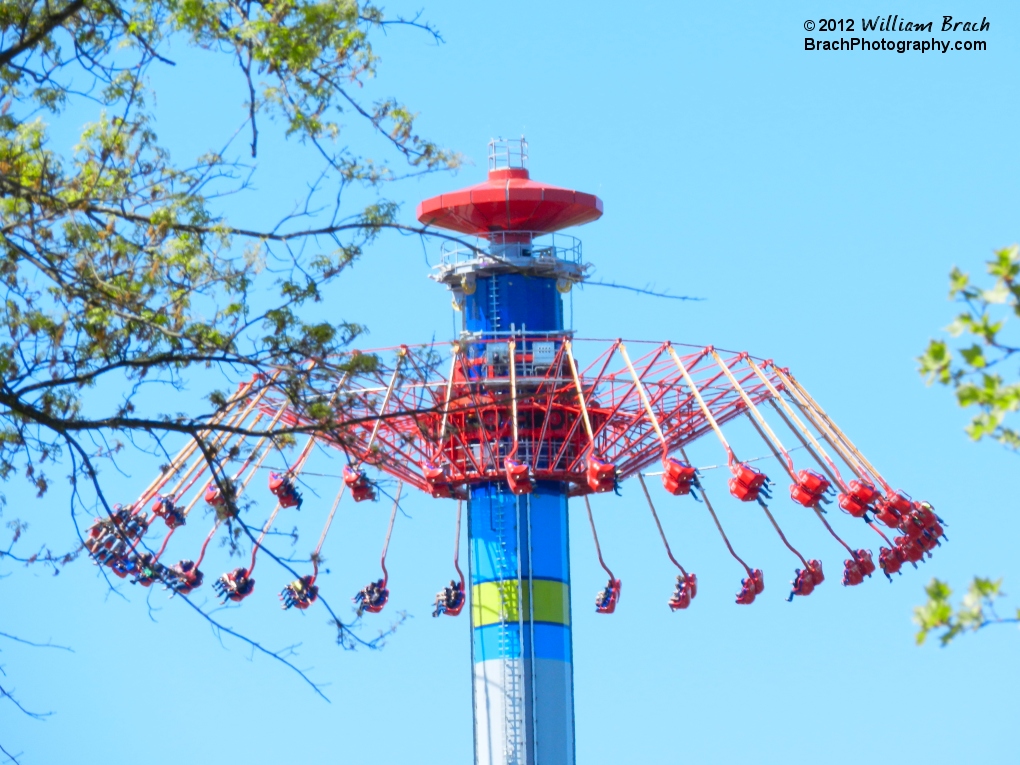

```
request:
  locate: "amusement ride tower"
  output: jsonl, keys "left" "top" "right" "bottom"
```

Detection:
{"left": 99, "top": 138, "right": 945, "bottom": 765}
{"left": 416, "top": 137, "right": 602, "bottom": 765}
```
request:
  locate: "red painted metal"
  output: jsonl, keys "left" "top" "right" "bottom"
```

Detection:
{"left": 596, "top": 578, "right": 622, "bottom": 614}
{"left": 416, "top": 166, "right": 603, "bottom": 235}
{"left": 119, "top": 334, "right": 940, "bottom": 607}
{"left": 736, "top": 569, "right": 765, "bottom": 605}
{"left": 668, "top": 573, "right": 697, "bottom": 611}
{"left": 662, "top": 457, "right": 698, "bottom": 497}
{"left": 343, "top": 465, "right": 376, "bottom": 503}
{"left": 504, "top": 458, "right": 534, "bottom": 495}
{"left": 268, "top": 472, "right": 302, "bottom": 509}
{"left": 728, "top": 463, "right": 769, "bottom": 503}
{"left": 263, "top": 340, "right": 789, "bottom": 497}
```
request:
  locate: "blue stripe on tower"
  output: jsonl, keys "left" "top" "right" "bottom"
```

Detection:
{"left": 469, "top": 482, "right": 569, "bottom": 585}
{"left": 473, "top": 622, "right": 572, "bottom": 662}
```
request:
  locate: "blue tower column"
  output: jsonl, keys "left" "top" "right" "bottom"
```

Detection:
{"left": 469, "top": 481, "right": 574, "bottom": 765}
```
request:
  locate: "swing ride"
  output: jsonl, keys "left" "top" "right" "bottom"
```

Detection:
{"left": 85, "top": 138, "right": 943, "bottom": 765}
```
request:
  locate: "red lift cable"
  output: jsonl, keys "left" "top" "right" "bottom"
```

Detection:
{"left": 194, "top": 521, "right": 221, "bottom": 569}
{"left": 746, "top": 359, "right": 856, "bottom": 490}
{"left": 247, "top": 435, "right": 318, "bottom": 577}
{"left": 508, "top": 339, "right": 521, "bottom": 460}
{"left": 713, "top": 351, "right": 796, "bottom": 479}
{"left": 378, "top": 481, "right": 404, "bottom": 589}
{"left": 743, "top": 412, "right": 855, "bottom": 557}
{"left": 771, "top": 366, "right": 890, "bottom": 493}
{"left": 759, "top": 502, "right": 809, "bottom": 568}
{"left": 159, "top": 373, "right": 283, "bottom": 506}
{"left": 765, "top": 400, "right": 844, "bottom": 490}
{"left": 636, "top": 473, "right": 688, "bottom": 577}
{"left": 452, "top": 499, "right": 465, "bottom": 591}
{"left": 136, "top": 375, "right": 268, "bottom": 505}
{"left": 680, "top": 447, "right": 753, "bottom": 577}
{"left": 135, "top": 382, "right": 251, "bottom": 508}
{"left": 583, "top": 496, "right": 615, "bottom": 581}
{"left": 151, "top": 407, "right": 259, "bottom": 514}
{"left": 763, "top": 400, "right": 895, "bottom": 547}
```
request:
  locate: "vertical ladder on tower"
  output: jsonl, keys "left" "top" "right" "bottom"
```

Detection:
{"left": 493, "top": 492, "right": 525, "bottom": 764}
{"left": 489, "top": 276, "right": 502, "bottom": 334}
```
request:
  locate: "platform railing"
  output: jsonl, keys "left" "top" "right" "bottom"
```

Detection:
{"left": 438, "top": 231, "right": 582, "bottom": 270}
{"left": 488, "top": 136, "right": 528, "bottom": 171}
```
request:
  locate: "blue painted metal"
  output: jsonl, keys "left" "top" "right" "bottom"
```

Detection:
{"left": 464, "top": 275, "right": 563, "bottom": 335}
{"left": 468, "top": 481, "right": 575, "bottom": 765}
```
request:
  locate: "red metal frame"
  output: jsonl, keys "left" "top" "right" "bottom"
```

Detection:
{"left": 262, "top": 339, "right": 788, "bottom": 497}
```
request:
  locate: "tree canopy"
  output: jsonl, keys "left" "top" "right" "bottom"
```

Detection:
{"left": 918, "top": 245, "right": 1020, "bottom": 450}
{"left": 0, "top": 0, "right": 459, "bottom": 516}
{"left": 915, "top": 245, "right": 1020, "bottom": 646}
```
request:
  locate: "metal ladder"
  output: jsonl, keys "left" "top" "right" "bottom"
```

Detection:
{"left": 489, "top": 277, "right": 502, "bottom": 333}
{"left": 493, "top": 492, "right": 525, "bottom": 764}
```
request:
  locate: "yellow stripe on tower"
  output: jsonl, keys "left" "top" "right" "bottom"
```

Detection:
{"left": 471, "top": 579, "right": 571, "bottom": 628}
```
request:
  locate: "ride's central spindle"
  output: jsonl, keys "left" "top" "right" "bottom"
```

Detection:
{"left": 419, "top": 137, "right": 602, "bottom": 765}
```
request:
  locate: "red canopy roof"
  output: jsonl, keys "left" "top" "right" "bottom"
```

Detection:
{"left": 416, "top": 168, "right": 603, "bottom": 235}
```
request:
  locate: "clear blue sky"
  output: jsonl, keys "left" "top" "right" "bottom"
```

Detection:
{"left": 4, "top": 1, "right": 1019, "bottom": 763}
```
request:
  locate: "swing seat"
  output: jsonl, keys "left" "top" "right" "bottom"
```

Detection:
{"left": 847, "top": 479, "right": 880, "bottom": 506}
{"left": 662, "top": 457, "right": 698, "bottom": 496}
{"left": 728, "top": 477, "right": 761, "bottom": 502}
{"left": 363, "top": 591, "right": 389, "bottom": 614}
{"left": 790, "top": 470, "right": 831, "bottom": 508}
{"left": 728, "top": 463, "right": 769, "bottom": 503}
{"left": 170, "top": 560, "right": 204, "bottom": 594}
{"left": 878, "top": 546, "right": 904, "bottom": 578}
{"left": 280, "top": 576, "right": 318, "bottom": 610}
{"left": 595, "top": 578, "right": 621, "bottom": 614}
{"left": 152, "top": 496, "right": 186, "bottom": 528}
{"left": 423, "top": 462, "right": 455, "bottom": 498}
{"left": 806, "top": 559, "right": 824, "bottom": 586}
{"left": 668, "top": 573, "right": 695, "bottom": 611}
{"left": 790, "top": 482, "right": 821, "bottom": 508}
{"left": 885, "top": 490, "right": 914, "bottom": 514}
{"left": 872, "top": 498, "right": 901, "bottom": 528}
{"left": 205, "top": 486, "right": 227, "bottom": 507}
{"left": 343, "top": 465, "right": 376, "bottom": 502}
{"left": 445, "top": 595, "right": 465, "bottom": 616}
{"left": 856, "top": 549, "right": 876, "bottom": 577}
{"left": 434, "top": 582, "right": 466, "bottom": 617}
{"left": 837, "top": 492, "right": 869, "bottom": 518}
{"left": 796, "top": 469, "right": 831, "bottom": 496}
{"left": 215, "top": 567, "right": 254, "bottom": 603}
{"left": 269, "top": 473, "right": 303, "bottom": 509}
{"left": 789, "top": 567, "right": 816, "bottom": 599}
{"left": 736, "top": 576, "right": 757, "bottom": 605}
{"left": 896, "top": 536, "right": 925, "bottom": 564}
{"left": 736, "top": 568, "right": 764, "bottom": 604}
{"left": 875, "top": 490, "right": 913, "bottom": 527}
{"left": 842, "top": 559, "right": 865, "bottom": 587}
{"left": 586, "top": 457, "right": 616, "bottom": 494}
{"left": 354, "top": 581, "right": 389, "bottom": 614}
{"left": 504, "top": 458, "right": 533, "bottom": 495}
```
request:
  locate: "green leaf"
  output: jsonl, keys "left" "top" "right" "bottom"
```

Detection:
{"left": 948, "top": 267, "right": 970, "bottom": 297}
{"left": 959, "top": 344, "right": 986, "bottom": 369}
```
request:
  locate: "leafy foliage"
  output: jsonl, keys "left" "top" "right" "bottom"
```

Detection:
{"left": 914, "top": 577, "right": 1019, "bottom": 646}
{"left": 0, "top": 0, "right": 460, "bottom": 512}
{"left": 918, "top": 245, "right": 1020, "bottom": 449}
